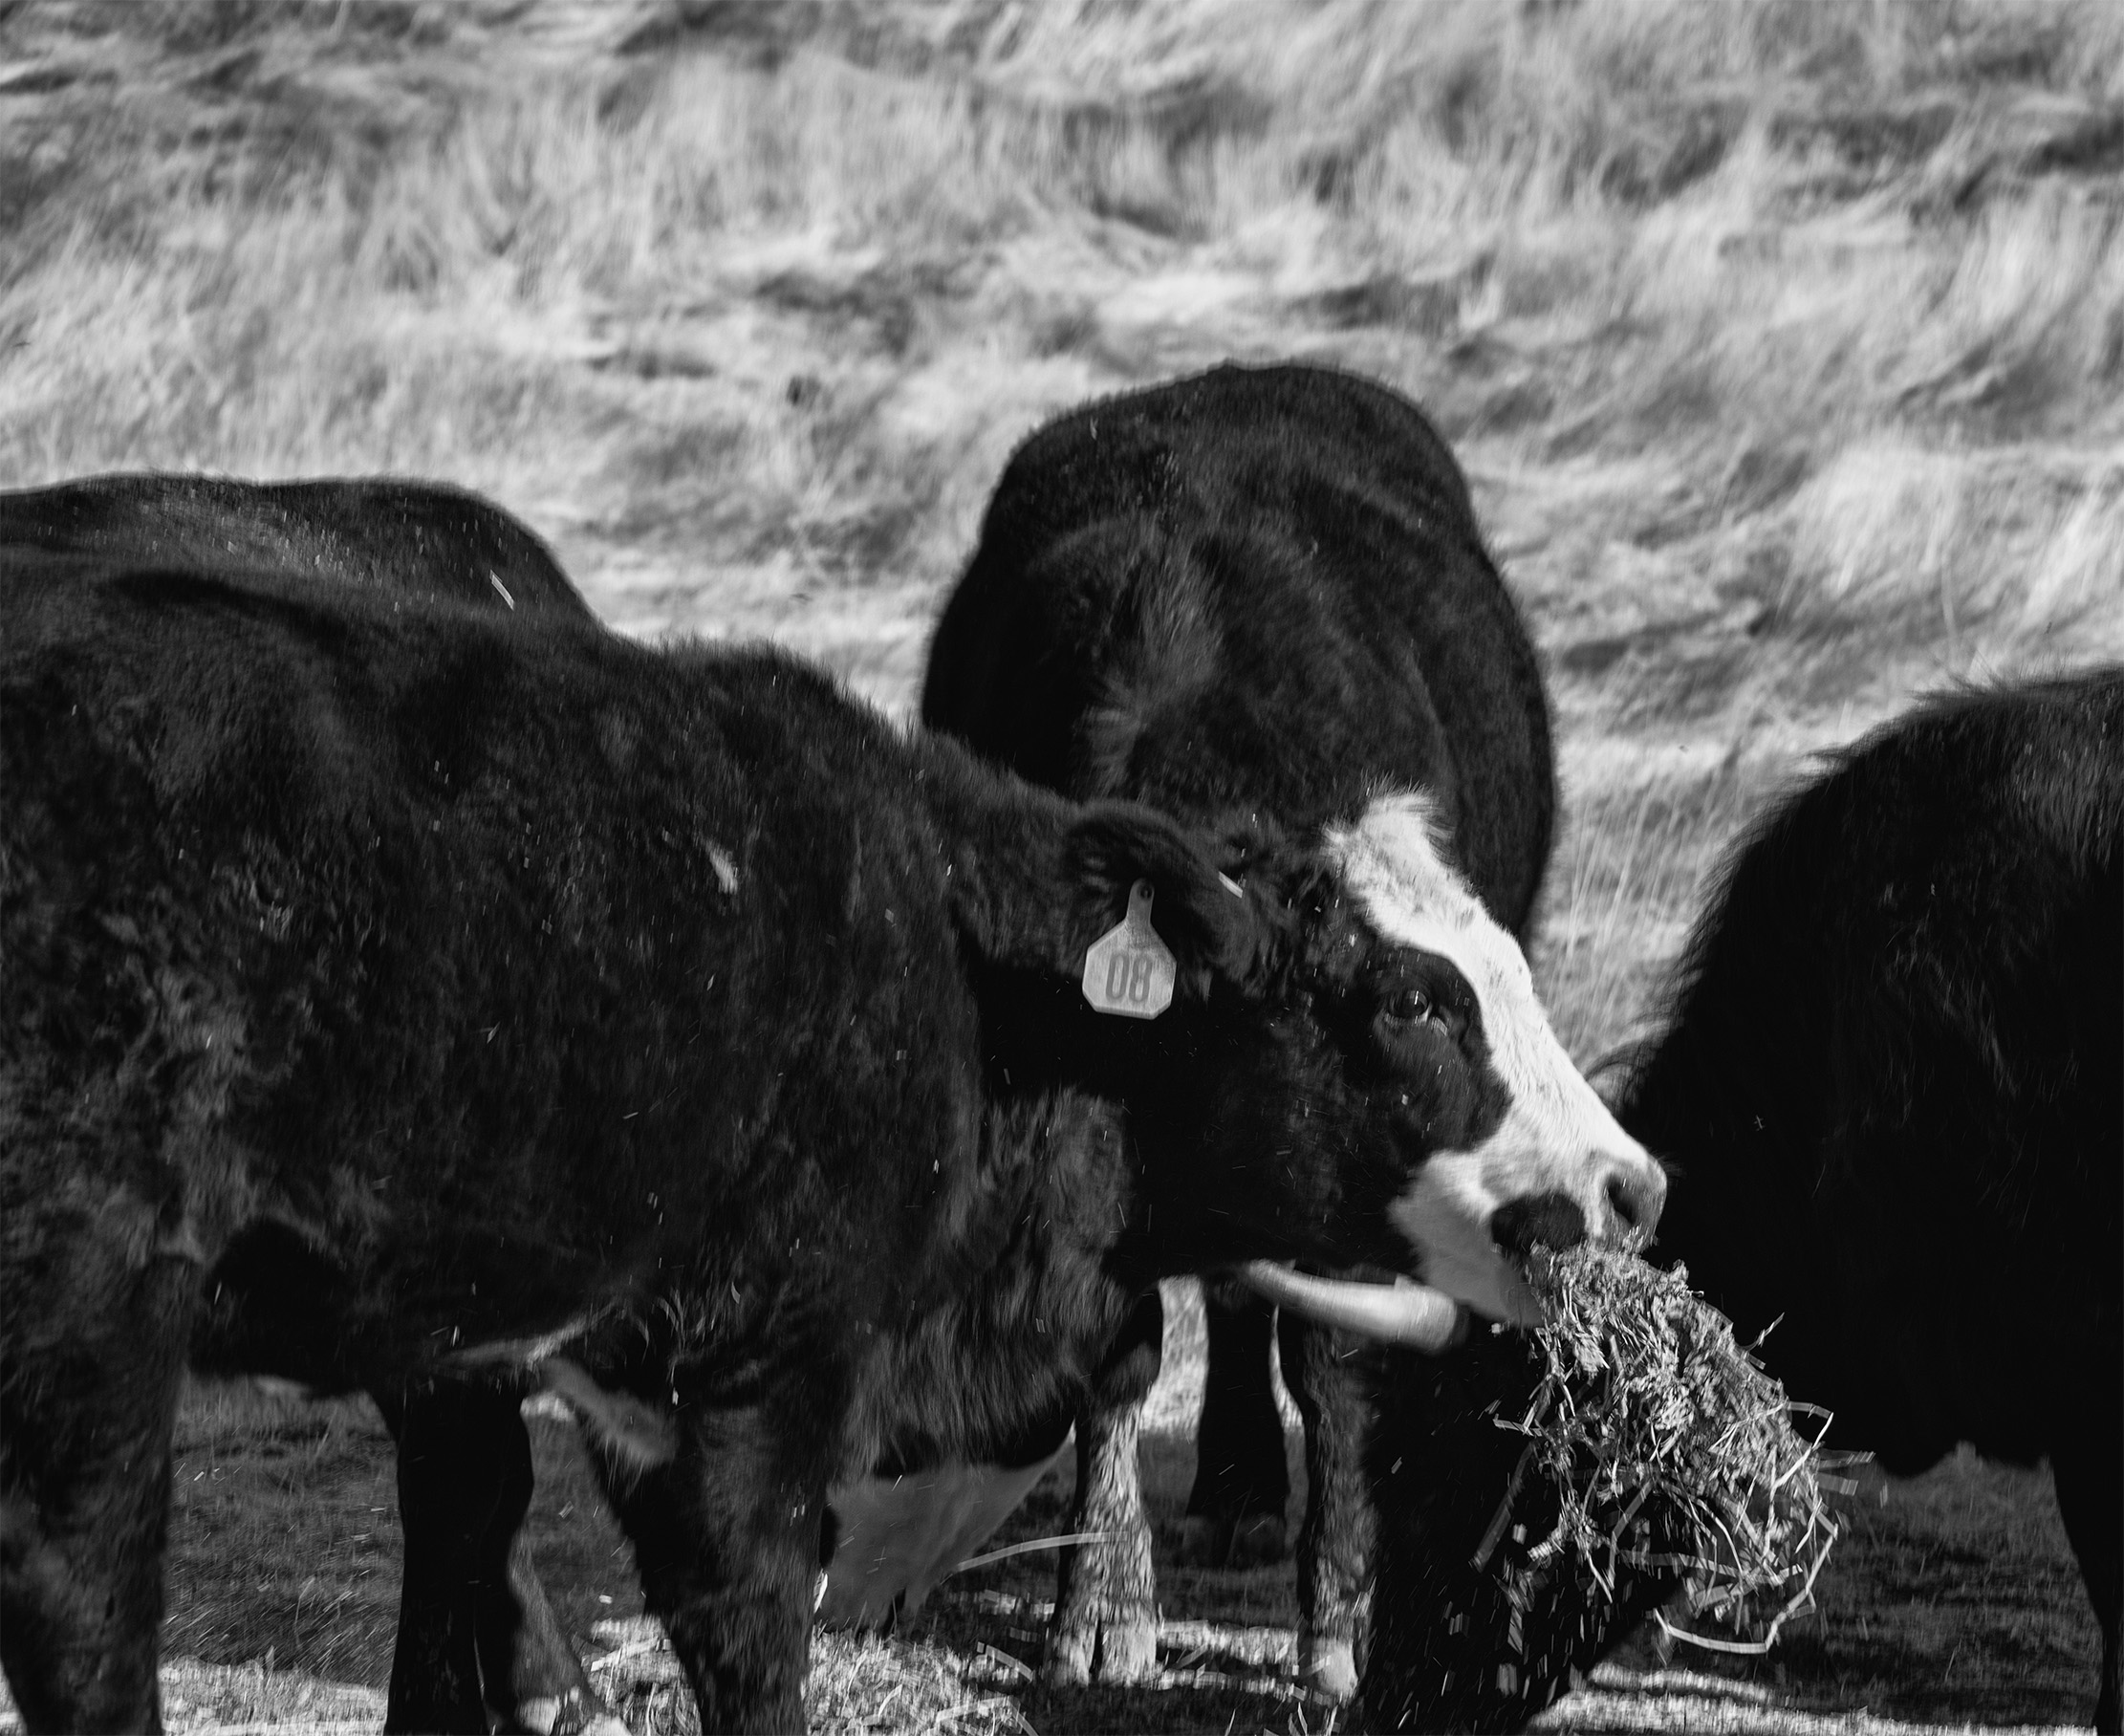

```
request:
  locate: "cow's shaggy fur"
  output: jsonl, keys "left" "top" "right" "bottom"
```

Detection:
{"left": 3, "top": 475, "right": 621, "bottom": 1735}
{"left": 0, "top": 564, "right": 1613, "bottom": 1733}
{"left": 0, "top": 473, "right": 586, "bottom": 621}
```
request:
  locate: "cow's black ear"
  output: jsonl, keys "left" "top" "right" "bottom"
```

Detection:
{"left": 1064, "top": 802, "right": 1278, "bottom": 994}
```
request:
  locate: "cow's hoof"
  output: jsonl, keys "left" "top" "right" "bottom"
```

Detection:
{"left": 1300, "top": 1637, "right": 1357, "bottom": 1702}
{"left": 1044, "top": 1615, "right": 1159, "bottom": 1685}
{"left": 1179, "top": 1513, "right": 1288, "bottom": 1568}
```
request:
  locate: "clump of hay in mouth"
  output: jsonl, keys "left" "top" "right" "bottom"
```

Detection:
{"left": 1480, "top": 1240, "right": 1841, "bottom": 1654}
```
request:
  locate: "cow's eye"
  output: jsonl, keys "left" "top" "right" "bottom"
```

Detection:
{"left": 1384, "top": 987, "right": 1436, "bottom": 1026}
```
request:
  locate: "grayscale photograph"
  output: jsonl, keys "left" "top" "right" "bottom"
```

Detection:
{"left": 0, "top": 3, "right": 2117, "bottom": 1733}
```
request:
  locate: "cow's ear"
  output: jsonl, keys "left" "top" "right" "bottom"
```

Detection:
{"left": 1063, "top": 803, "right": 1279, "bottom": 995}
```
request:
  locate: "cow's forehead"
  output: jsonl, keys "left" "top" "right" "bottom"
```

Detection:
{"left": 1321, "top": 792, "right": 1532, "bottom": 995}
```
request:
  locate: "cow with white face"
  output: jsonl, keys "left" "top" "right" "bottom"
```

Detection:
{"left": 918, "top": 360, "right": 1658, "bottom": 1691}
{"left": 1, "top": 565, "right": 1645, "bottom": 1734}
{"left": 0, "top": 453, "right": 1658, "bottom": 1729}
{"left": 809, "top": 785, "right": 1661, "bottom": 1656}
{"left": 1324, "top": 794, "right": 1656, "bottom": 1331}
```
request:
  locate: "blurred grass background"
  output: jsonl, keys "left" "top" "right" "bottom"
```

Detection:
{"left": 6, "top": 0, "right": 2119, "bottom": 1056}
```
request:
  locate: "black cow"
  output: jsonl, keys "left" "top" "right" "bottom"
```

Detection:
{"left": 1363, "top": 670, "right": 2124, "bottom": 1732}
{"left": 910, "top": 360, "right": 1653, "bottom": 1693}
{"left": 1, "top": 567, "right": 1658, "bottom": 1734}
{"left": 2, "top": 476, "right": 625, "bottom": 1736}
{"left": 0, "top": 472, "right": 587, "bottom": 620}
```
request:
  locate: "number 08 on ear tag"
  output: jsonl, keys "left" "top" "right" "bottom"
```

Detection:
{"left": 1082, "top": 879, "right": 1177, "bottom": 1020}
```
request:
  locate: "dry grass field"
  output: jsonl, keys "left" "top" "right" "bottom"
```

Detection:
{"left": 2, "top": 0, "right": 2119, "bottom": 1730}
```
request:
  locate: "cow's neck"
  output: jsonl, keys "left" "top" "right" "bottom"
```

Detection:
{"left": 849, "top": 1086, "right": 1149, "bottom": 1475}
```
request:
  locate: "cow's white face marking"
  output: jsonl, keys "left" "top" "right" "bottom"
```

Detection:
{"left": 1324, "top": 792, "right": 1663, "bottom": 1323}
{"left": 818, "top": 1445, "right": 1069, "bottom": 1630}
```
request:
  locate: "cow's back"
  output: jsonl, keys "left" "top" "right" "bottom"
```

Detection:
{"left": 0, "top": 572, "right": 981, "bottom": 1360}
{"left": 919, "top": 363, "right": 1563, "bottom": 1696}
{"left": 0, "top": 473, "right": 589, "bottom": 621}
{"left": 923, "top": 361, "right": 1550, "bottom": 929}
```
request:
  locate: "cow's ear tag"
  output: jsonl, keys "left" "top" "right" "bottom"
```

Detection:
{"left": 1082, "top": 879, "right": 1177, "bottom": 1021}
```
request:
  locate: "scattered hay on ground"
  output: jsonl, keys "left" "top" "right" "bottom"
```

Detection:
{"left": 587, "top": 1616, "right": 1034, "bottom": 1736}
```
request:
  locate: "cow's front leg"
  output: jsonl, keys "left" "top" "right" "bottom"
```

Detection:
{"left": 592, "top": 1401, "right": 825, "bottom": 1735}
{"left": 378, "top": 1378, "right": 531, "bottom": 1734}
{"left": 497, "top": 1533, "right": 631, "bottom": 1736}
{"left": 1183, "top": 1282, "right": 1290, "bottom": 1568}
{"left": 2052, "top": 1420, "right": 2121, "bottom": 1734}
{"left": 1278, "top": 1309, "right": 1377, "bottom": 1701}
{"left": 1047, "top": 1290, "right": 1161, "bottom": 1685}
{"left": 0, "top": 1252, "right": 191, "bottom": 1735}
{"left": 375, "top": 1377, "right": 625, "bottom": 1735}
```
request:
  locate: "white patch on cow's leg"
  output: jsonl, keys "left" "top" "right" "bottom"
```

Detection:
{"left": 817, "top": 1446, "right": 1068, "bottom": 1631}
{"left": 1327, "top": 793, "right": 1667, "bottom": 1315}
{"left": 1046, "top": 1406, "right": 1158, "bottom": 1686}
{"left": 1290, "top": 1338, "right": 1369, "bottom": 1705}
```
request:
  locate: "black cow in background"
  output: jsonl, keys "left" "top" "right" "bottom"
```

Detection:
{"left": 1364, "top": 670, "right": 2124, "bottom": 1732}
{"left": 920, "top": 361, "right": 1624, "bottom": 1694}
{"left": 1, "top": 476, "right": 624, "bottom": 1736}
{"left": 0, "top": 473, "right": 587, "bottom": 621}
{"left": 2, "top": 563, "right": 1660, "bottom": 1732}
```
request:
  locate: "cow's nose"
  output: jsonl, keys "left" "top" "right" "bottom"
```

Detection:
{"left": 1604, "top": 1157, "right": 1667, "bottom": 1240}
{"left": 1489, "top": 1190, "right": 1587, "bottom": 1259}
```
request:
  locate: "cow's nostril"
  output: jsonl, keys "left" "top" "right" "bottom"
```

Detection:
{"left": 1489, "top": 1190, "right": 1587, "bottom": 1259}
{"left": 1606, "top": 1163, "right": 1667, "bottom": 1237}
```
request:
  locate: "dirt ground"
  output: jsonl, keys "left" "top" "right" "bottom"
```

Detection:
{"left": 0, "top": 1289, "right": 2098, "bottom": 1735}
